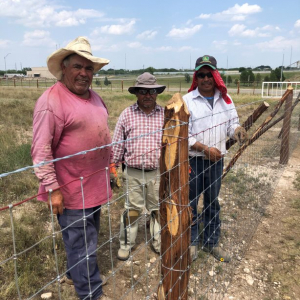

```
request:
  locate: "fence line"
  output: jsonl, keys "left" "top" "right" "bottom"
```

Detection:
{"left": 0, "top": 97, "right": 300, "bottom": 299}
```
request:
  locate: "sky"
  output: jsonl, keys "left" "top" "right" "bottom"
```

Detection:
{"left": 0, "top": 0, "right": 300, "bottom": 72}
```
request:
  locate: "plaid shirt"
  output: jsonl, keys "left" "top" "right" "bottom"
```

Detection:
{"left": 112, "top": 103, "right": 164, "bottom": 170}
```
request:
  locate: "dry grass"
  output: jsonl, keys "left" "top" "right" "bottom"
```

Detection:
{"left": 0, "top": 85, "right": 290, "bottom": 299}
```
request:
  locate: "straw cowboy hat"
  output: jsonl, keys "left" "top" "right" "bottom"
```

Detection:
{"left": 47, "top": 36, "right": 109, "bottom": 80}
{"left": 128, "top": 72, "right": 166, "bottom": 94}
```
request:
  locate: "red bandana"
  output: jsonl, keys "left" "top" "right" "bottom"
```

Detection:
{"left": 188, "top": 70, "right": 232, "bottom": 104}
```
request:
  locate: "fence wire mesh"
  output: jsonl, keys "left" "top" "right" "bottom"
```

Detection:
{"left": 0, "top": 96, "right": 299, "bottom": 300}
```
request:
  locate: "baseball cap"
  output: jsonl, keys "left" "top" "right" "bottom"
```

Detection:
{"left": 195, "top": 55, "right": 217, "bottom": 71}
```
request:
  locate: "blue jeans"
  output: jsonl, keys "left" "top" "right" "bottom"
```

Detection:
{"left": 57, "top": 206, "right": 104, "bottom": 300}
{"left": 189, "top": 157, "right": 223, "bottom": 247}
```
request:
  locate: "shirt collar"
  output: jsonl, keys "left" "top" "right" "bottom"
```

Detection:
{"left": 132, "top": 102, "right": 162, "bottom": 112}
{"left": 192, "top": 88, "right": 220, "bottom": 100}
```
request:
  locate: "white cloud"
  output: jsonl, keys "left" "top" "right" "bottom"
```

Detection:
{"left": 229, "top": 24, "right": 275, "bottom": 37}
{"left": 95, "top": 20, "right": 136, "bottom": 35}
{"left": 178, "top": 46, "right": 193, "bottom": 52}
{"left": 295, "top": 19, "right": 300, "bottom": 28}
{"left": 156, "top": 46, "right": 173, "bottom": 51}
{"left": 128, "top": 42, "right": 142, "bottom": 48}
{"left": 197, "top": 3, "right": 262, "bottom": 22}
{"left": 167, "top": 25, "right": 202, "bottom": 38}
{"left": 212, "top": 40, "right": 228, "bottom": 52}
{"left": 136, "top": 30, "right": 157, "bottom": 40}
{"left": 22, "top": 30, "right": 56, "bottom": 47}
{"left": 0, "top": 0, "right": 104, "bottom": 27}
{"left": 0, "top": 39, "right": 10, "bottom": 48}
{"left": 255, "top": 36, "right": 300, "bottom": 52}
{"left": 198, "top": 14, "right": 211, "bottom": 19}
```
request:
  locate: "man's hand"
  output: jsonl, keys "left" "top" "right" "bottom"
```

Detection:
{"left": 234, "top": 126, "right": 248, "bottom": 145}
{"left": 48, "top": 189, "right": 64, "bottom": 215}
{"left": 109, "top": 163, "right": 121, "bottom": 189}
{"left": 204, "top": 146, "right": 223, "bottom": 162}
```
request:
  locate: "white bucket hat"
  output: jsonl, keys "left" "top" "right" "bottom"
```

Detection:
{"left": 47, "top": 36, "right": 109, "bottom": 80}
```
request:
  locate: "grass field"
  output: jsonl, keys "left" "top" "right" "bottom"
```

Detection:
{"left": 0, "top": 85, "right": 299, "bottom": 299}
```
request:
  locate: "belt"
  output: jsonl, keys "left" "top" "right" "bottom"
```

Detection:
{"left": 128, "top": 167, "right": 157, "bottom": 172}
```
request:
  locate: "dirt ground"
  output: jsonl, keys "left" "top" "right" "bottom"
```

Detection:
{"left": 223, "top": 141, "right": 300, "bottom": 300}
{"left": 57, "top": 142, "right": 300, "bottom": 300}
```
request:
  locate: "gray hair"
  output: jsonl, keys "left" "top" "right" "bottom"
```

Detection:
{"left": 62, "top": 53, "right": 78, "bottom": 67}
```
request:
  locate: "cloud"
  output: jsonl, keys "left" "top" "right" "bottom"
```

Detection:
{"left": 167, "top": 25, "right": 202, "bottom": 38}
{"left": 128, "top": 42, "right": 142, "bottom": 48}
{"left": 198, "top": 14, "right": 211, "bottom": 19}
{"left": 0, "top": 0, "right": 104, "bottom": 27}
{"left": 0, "top": 39, "right": 10, "bottom": 48}
{"left": 295, "top": 19, "right": 300, "bottom": 28}
{"left": 197, "top": 3, "right": 262, "bottom": 22}
{"left": 212, "top": 40, "right": 228, "bottom": 52}
{"left": 255, "top": 36, "right": 300, "bottom": 52}
{"left": 22, "top": 30, "right": 56, "bottom": 47}
{"left": 228, "top": 24, "right": 276, "bottom": 37}
{"left": 136, "top": 30, "right": 157, "bottom": 40}
{"left": 92, "top": 20, "right": 136, "bottom": 35}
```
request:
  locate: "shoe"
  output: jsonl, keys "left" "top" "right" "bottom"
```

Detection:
{"left": 97, "top": 294, "right": 112, "bottom": 300}
{"left": 60, "top": 274, "right": 107, "bottom": 286}
{"left": 150, "top": 243, "right": 160, "bottom": 255}
{"left": 117, "top": 248, "right": 130, "bottom": 261}
{"left": 202, "top": 245, "right": 231, "bottom": 263}
{"left": 190, "top": 245, "right": 198, "bottom": 262}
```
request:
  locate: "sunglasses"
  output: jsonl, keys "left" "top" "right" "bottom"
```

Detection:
{"left": 196, "top": 72, "right": 213, "bottom": 79}
{"left": 137, "top": 88, "right": 157, "bottom": 95}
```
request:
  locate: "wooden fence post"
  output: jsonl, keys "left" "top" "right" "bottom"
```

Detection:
{"left": 121, "top": 80, "right": 123, "bottom": 92}
{"left": 14, "top": 79, "right": 16, "bottom": 87}
{"left": 237, "top": 80, "right": 240, "bottom": 94}
{"left": 158, "top": 93, "right": 191, "bottom": 300}
{"left": 37, "top": 79, "right": 39, "bottom": 88}
{"left": 279, "top": 86, "right": 293, "bottom": 164}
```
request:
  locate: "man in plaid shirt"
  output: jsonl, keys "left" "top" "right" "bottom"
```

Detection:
{"left": 111, "top": 72, "right": 166, "bottom": 261}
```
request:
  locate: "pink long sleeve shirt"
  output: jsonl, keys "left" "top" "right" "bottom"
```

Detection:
{"left": 31, "top": 82, "right": 112, "bottom": 209}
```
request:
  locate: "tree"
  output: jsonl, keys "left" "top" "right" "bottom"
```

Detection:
{"left": 145, "top": 67, "right": 155, "bottom": 74}
{"left": 240, "top": 70, "right": 248, "bottom": 85}
{"left": 184, "top": 73, "right": 191, "bottom": 83}
{"left": 255, "top": 73, "right": 262, "bottom": 83}
{"left": 264, "top": 75, "right": 270, "bottom": 82}
{"left": 228, "top": 75, "right": 232, "bottom": 84}
{"left": 104, "top": 76, "right": 111, "bottom": 86}
{"left": 95, "top": 78, "right": 101, "bottom": 86}
{"left": 239, "top": 67, "right": 246, "bottom": 73}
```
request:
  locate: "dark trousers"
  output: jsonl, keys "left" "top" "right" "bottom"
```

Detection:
{"left": 189, "top": 157, "right": 223, "bottom": 247}
{"left": 57, "top": 206, "right": 103, "bottom": 300}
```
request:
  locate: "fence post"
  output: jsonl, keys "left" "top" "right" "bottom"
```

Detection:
{"left": 179, "top": 81, "right": 181, "bottom": 93}
{"left": 279, "top": 86, "right": 293, "bottom": 164}
{"left": 14, "top": 79, "right": 16, "bottom": 87}
{"left": 252, "top": 82, "right": 256, "bottom": 95}
{"left": 168, "top": 82, "right": 169, "bottom": 92}
{"left": 237, "top": 80, "right": 240, "bottom": 94}
{"left": 37, "top": 79, "right": 39, "bottom": 88}
{"left": 158, "top": 93, "right": 190, "bottom": 300}
{"left": 121, "top": 80, "right": 123, "bottom": 92}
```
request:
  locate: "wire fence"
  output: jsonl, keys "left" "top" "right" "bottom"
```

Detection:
{"left": 0, "top": 93, "right": 300, "bottom": 300}
{"left": 0, "top": 77, "right": 276, "bottom": 95}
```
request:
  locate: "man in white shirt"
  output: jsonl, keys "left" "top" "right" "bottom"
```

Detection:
{"left": 183, "top": 55, "right": 247, "bottom": 262}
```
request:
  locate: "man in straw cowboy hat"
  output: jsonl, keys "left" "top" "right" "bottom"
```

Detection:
{"left": 183, "top": 55, "right": 247, "bottom": 263}
{"left": 111, "top": 72, "right": 165, "bottom": 261}
{"left": 31, "top": 37, "right": 112, "bottom": 300}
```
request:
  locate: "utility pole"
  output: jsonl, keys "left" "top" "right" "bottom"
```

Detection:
{"left": 280, "top": 52, "right": 284, "bottom": 82}
{"left": 4, "top": 53, "right": 11, "bottom": 73}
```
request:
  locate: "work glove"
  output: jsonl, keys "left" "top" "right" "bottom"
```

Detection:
{"left": 109, "top": 163, "right": 121, "bottom": 189}
{"left": 47, "top": 189, "right": 64, "bottom": 215}
{"left": 234, "top": 126, "right": 248, "bottom": 145}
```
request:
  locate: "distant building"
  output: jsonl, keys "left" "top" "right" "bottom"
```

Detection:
{"left": 4, "top": 73, "right": 24, "bottom": 78}
{"left": 26, "top": 67, "right": 55, "bottom": 79}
